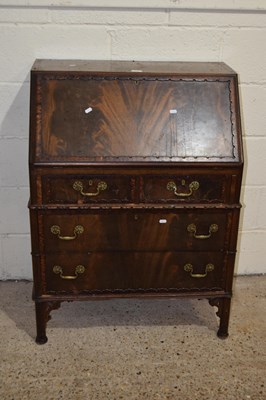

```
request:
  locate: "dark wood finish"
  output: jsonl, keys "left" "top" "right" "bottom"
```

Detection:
{"left": 39, "top": 209, "right": 230, "bottom": 252}
{"left": 28, "top": 60, "right": 243, "bottom": 344}
{"left": 32, "top": 76, "right": 239, "bottom": 164}
{"left": 44, "top": 251, "right": 226, "bottom": 293}
{"left": 42, "top": 174, "right": 136, "bottom": 204}
{"left": 35, "top": 301, "right": 61, "bottom": 344}
{"left": 32, "top": 60, "right": 237, "bottom": 74}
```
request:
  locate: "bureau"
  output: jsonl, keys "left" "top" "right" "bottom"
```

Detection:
{"left": 29, "top": 60, "right": 243, "bottom": 344}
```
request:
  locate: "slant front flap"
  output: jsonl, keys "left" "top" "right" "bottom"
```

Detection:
{"left": 31, "top": 74, "right": 241, "bottom": 164}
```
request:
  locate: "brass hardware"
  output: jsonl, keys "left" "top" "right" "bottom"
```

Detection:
{"left": 73, "top": 180, "right": 107, "bottom": 197}
{"left": 50, "top": 225, "right": 84, "bottom": 240}
{"left": 187, "top": 223, "right": 218, "bottom": 239}
{"left": 184, "top": 263, "right": 214, "bottom": 278}
{"left": 166, "top": 180, "right": 199, "bottom": 197}
{"left": 53, "top": 265, "right": 85, "bottom": 280}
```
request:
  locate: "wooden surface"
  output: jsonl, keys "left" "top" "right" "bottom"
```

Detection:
{"left": 38, "top": 209, "right": 230, "bottom": 253}
{"left": 32, "top": 59, "right": 236, "bottom": 74}
{"left": 32, "top": 74, "right": 240, "bottom": 163}
{"left": 28, "top": 60, "right": 243, "bottom": 343}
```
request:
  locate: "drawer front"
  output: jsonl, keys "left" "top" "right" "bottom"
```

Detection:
{"left": 140, "top": 175, "right": 228, "bottom": 203}
{"left": 41, "top": 209, "right": 229, "bottom": 253}
{"left": 44, "top": 252, "right": 226, "bottom": 294}
{"left": 42, "top": 175, "right": 136, "bottom": 204}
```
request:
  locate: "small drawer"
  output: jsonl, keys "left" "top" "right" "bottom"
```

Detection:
{"left": 42, "top": 175, "right": 136, "bottom": 204}
{"left": 44, "top": 252, "right": 226, "bottom": 294}
{"left": 140, "top": 174, "right": 228, "bottom": 203}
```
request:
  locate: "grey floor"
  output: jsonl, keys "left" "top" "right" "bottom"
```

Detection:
{"left": 0, "top": 276, "right": 265, "bottom": 400}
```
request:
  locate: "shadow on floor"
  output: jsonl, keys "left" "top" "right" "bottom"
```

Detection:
{"left": 0, "top": 281, "right": 220, "bottom": 341}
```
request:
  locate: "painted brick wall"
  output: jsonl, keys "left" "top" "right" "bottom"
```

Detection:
{"left": 0, "top": 0, "right": 265, "bottom": 279}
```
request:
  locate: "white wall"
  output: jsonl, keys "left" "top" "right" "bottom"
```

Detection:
{"left": 0, "top": 0, "right": 265, "bottom": 279}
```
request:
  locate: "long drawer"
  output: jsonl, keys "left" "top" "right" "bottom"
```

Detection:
{"left": 38, "top": 209, "right": 232, "bottom": 253}
{"left": 43, "top": 251, "right": 226, "bottom": 294}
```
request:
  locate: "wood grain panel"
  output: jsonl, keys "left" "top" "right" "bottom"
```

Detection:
{"left": 42, "top": 174, "right": 136, "bottom": 204}
{"left": 45, "top": 251, "right": 226, "bottom": 294}
{"left": 140, "top": 173, "right": 228, "bottom": 203}
{"left": 33, "top": 77, "right": 238, "bottom": 163}
{"left": 40, "top": 209, "right": 230, "bottom": 253}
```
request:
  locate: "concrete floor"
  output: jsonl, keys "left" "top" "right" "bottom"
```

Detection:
{"left": 0, "top": 276, "right": 265, "bottom": 400}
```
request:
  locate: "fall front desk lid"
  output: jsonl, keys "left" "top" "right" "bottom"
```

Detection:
{"left": 30, "top": 60, "right": 242, "bottom": 164}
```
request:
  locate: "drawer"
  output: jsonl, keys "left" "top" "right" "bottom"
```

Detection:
{"left": 42, "top": 175, "right": 136, "bottom": 204}
{"left": 44, "top": 252, "right": 226, "bottom": 294}
{"left": 40, "top": 209, "right": 229, "bottom": 253}
{"left": 140, "top": 174, "right": 229, "bottom": 203}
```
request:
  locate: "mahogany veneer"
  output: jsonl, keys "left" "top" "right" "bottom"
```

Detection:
{"left": 29, "top": 60, "right": 243, "bottom": 344}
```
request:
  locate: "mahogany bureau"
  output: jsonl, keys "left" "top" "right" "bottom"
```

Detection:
{"left": 28, "top": 60, "right": 243, "bottom": 344}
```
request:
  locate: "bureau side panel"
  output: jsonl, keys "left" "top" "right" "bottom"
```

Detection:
{"left": 29, "top": 210, "right": 46, "bottom": 297}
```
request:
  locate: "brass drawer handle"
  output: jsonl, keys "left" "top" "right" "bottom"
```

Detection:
{"left": 73, "top": 180, "right": 107, "bottom": 197}
{"left": 187, "top": 223, "right": 218, "bottom": 239}
{"left": 50, "top": 225, "right": 84, "bottom": 240}
{"left": 167, "top": 180, "right": 199, "bottom": 197}
{"left": 53, "top": 265, "right": 85, "bottom": 280}
{"left": 184, "top": 263, "right": 214, "bottom": 278}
